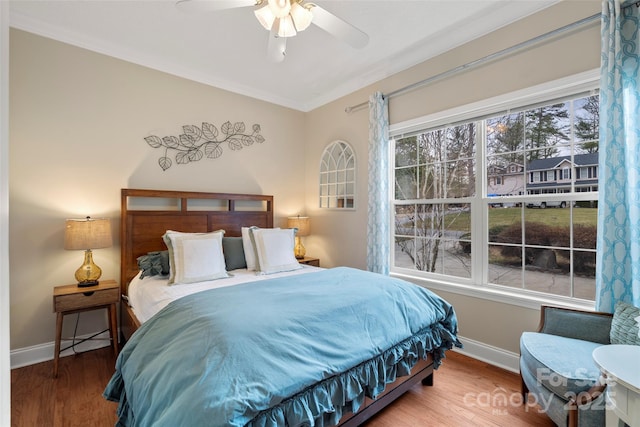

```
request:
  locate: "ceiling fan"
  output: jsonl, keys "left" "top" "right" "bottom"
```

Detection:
{"left": 175, "top": 0, "right": 369, "bottom": 62}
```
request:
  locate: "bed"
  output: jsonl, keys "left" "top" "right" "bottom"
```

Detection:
{"left": 104, "top": 188, "right": 461, "bottom": 426}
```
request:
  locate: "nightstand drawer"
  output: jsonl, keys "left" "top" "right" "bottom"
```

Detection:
{"left": 298, "top": 257, "right": 320, "bottom": 267}
{"left": 54, "top": 287, "right": 119, "bottom": 312}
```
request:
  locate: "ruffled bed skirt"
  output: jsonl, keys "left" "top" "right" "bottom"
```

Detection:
{"left": 248, "top": 324, "right": 461, "bottom": 427}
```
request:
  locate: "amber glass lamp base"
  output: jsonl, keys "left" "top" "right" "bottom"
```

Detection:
{"left": 294, "top": 236, "right": 306, "bottom": 259}
{"left": 74, "top": 249, "right": 102, "bottom": 287}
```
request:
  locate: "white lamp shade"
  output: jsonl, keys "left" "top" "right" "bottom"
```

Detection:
{"left": 290, "top": 2, "right": 312, "bottom": 31}
{"left": 267, "top": 0, "right": 291, "bottom": 18}
{"left": 275, "top": 14, "right": 297, "bottom": 37}
{"left": 254, "top": 3, "right": 276, "bottom": 30}
{"left": 64, "top": 217, "right": 113, "bottom": 250}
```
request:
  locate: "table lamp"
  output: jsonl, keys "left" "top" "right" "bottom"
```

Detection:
{"left": 287, "top": 216, "right": 310, "bottom": 259}
{"left": 64, "top": 216, "right": 112, "bottom": 287}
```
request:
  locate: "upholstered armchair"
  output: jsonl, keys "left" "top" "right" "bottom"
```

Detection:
{"left": 519, "top": 306, "right": 612, "bottom": 427}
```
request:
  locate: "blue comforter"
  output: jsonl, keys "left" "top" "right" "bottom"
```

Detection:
{"left": 104, "top": 267, "right": 460, "bottom": 427}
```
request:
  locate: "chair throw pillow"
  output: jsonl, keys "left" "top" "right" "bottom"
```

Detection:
{"left": 610, "top": 301, "right": 640, "bottom": 346}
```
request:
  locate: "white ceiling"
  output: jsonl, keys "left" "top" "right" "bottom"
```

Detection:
{"left": 9, "top": 0, "right": 559, "bottom": 112}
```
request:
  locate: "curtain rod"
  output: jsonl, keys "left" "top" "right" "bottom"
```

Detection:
{"left": 345, "top": 12, "right": 601, "bottom": 114}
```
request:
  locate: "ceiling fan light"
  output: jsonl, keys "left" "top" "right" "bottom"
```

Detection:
{"left": 254, "top": 3, "right": 276, "bottom": 30}
{"left": 275, "top": 15, "right": 296, "bottom": 37}
{"left": 290, "top": 2, "right": 312, "bottom": 31}
{"left": 267, "top": 0, "right": 291, "bottom": 18}
{"left": 273, "top": 15, "right": 296, "bottom": 37}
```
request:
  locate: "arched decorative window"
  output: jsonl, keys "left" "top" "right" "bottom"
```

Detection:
{"left": 319, "top": 140, "right": 355, "bottom": 209}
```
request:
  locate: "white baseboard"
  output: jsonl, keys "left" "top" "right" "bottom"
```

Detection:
{"left": 453, "top": 335, "right": 520, "bottom": 373}
{"left": 10, "top": 330, "right": 112, "bottom": 369}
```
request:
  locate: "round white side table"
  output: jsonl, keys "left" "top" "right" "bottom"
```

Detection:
{"left": 593, "top": 344, "right": 640, "bottom": 427}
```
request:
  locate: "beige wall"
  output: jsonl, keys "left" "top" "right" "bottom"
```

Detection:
{"left": 2, "top": 0, "right": 11, "bottom": 421}
{"left": 9, "top": 0, "right": 601, "bottom": 359}
{"left": 304, "top": 1, "right": 601, "bottom": 354}
{"left": 9, "top": 29, "right": 306, "bottom": 350}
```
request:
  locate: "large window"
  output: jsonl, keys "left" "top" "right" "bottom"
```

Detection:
{"left": 391, "top": 75, "right": 599, "bottom": 303}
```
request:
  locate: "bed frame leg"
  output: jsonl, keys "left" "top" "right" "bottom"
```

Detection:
{"left": 421, "top": 373, "right": 434, "bottom": 386}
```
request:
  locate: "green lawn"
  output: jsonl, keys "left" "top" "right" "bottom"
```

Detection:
{"left": 442, "top": 207, "right": 598, "bottom": 231}
{"left": 489, "top": 207, "right": 598, "bottom": 227}
{"left": 402, "top": 206, "right": 598, "bottom": 277}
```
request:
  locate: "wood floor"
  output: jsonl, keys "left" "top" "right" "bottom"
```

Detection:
{"left": 11, "top": 348, "right": 555, "bottom": 427}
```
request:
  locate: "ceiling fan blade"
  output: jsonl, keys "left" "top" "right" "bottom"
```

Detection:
{"left": 175, "top": 0, "right": 257, "bottom": 13}
{"left": 267, "top": 30, "right": 287, "bottom": 63}
{"left": 310, "top": 4, "right": 369, "bottom": 49}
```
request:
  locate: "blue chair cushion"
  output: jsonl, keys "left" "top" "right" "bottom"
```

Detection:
{"left": 520, "top": 332, "right": 603, "bottom": 400}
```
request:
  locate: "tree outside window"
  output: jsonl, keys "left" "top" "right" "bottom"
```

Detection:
{"left": 393, "top": 93, "right": 599, "bottom": 301}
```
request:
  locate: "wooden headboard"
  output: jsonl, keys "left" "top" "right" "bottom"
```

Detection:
{"left": 120, "top": 189, "right": 274, "bottom": 296}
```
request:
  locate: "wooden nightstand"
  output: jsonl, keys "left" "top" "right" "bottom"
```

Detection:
{"left": 298, "top": 257, "right": 320, "bottom": 267}
{"left": 52, "top": 279, "right": 119, "bottom": 377}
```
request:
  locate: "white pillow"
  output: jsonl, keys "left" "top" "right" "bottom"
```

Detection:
{"left": 163, "top": 230, "right": 229, "bottom": 284}
{"left": 242, "top": 226, "right": 282, "bottom": 270}
{"left": 241, "top": 226, "right": 259, "bottom": 271}
{"left": 250, "top": 228, "right": 302, "bottom": 275}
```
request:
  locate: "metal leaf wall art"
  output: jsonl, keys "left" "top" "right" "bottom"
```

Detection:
{"left": 145, "top": 121, "right": 265, "bottom": 171}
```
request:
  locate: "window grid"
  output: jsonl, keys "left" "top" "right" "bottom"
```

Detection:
{"left": 391, "top": 82, "right": 599, "bottom": 303}
{"left": 319, "top": 140, "right": 356, "bottom": 209}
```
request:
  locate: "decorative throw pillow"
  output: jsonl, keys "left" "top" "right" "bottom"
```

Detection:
{"left": 222, "top": 236, "right": 247, "bottom": 271}
{"left": 163, "top": 230, "right": 215, "bottom": 282}
{"left": 136, "top": 250, "right": 170, "bottom": 278}
{"left": 163, "top": 230, "right": 229, "bottom": 285}
{"left": 162, "top": 231, "right": 179, "bottom": 283}
{"left": 250, "top": 227, "right": 302, "bottom": 275}
{"left": 610, "top": 301, "right": 640, "bottom": 345}
{"left": 241, "top": 226, "right": 260, "bottom": 271}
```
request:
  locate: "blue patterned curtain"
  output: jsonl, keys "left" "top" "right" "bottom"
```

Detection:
{"left": 367, "top": 92, "right": 390, "bottom": 274}
{"left": 596, "top": 0, "right": 640, "bottom": 312}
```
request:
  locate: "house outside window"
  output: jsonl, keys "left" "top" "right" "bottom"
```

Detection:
{"left": 391, "top": 73, "right": 599, "bottom": 304}
{"left": 526, "top": 153, "right": 598, "bottom": 195}
{"left": 531, "top": 172, "right": 539, "bottom": 183}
